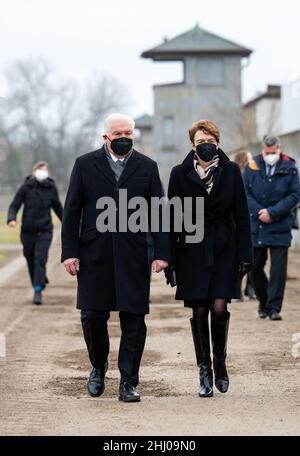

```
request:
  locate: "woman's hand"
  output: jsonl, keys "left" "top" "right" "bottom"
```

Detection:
{"left": 8, "top": 220, "right": 17, "bottom": 228}
{"left": 164, "top": 265, "right": 177, "bottom": 287}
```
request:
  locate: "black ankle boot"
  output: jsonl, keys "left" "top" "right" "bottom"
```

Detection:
{"left": 190, "top": 317, "right": 213, "bottom": 398}
{"left": 33, "top": 290, "right": 42, "bottom": 305}
{"left": 258, "top": 304, "right": 267, "bottom": 319}
{"left": 244, "top": 282, "right": 256, "bottom": 300}
{"left": 211, "top": 313, "right": 230, "bottom": 393}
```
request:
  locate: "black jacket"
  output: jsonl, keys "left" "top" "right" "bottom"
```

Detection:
{"left": 168, "top": 149, "right": 252, "bottom": 301}
{"left": 7, "top": 176, "right": 63, "bottom": 233}
{"left": 61, "top": 146, "right": 170, "bottom": 315}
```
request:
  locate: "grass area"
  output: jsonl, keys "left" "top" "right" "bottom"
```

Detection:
{"left": 0, "top": 250, "right": 5, "bottom": 265}
{"left": 0, "top": 211, "right": 21, "bottom": 244}
{"left": 0, "top": 210, "right": 61, "bottom": 244}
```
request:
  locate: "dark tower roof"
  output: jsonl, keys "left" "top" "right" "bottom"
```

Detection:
{"left": 141, "top": 24, "right": 252, "bottom": 60}
{"left": 135, "top": 114, "right": 154, "bottom": 130}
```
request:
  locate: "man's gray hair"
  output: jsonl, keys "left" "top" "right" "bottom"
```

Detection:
{"left": 104, "top": 113, "right": 135, "bottom": 133}
{"left": 262, "top": 135, "right": 281, "bottom": 147}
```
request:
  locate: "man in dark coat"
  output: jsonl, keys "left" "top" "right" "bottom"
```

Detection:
{"left": 243, "top": 135, "right": 300, "bottom": 320}
{"left": 7, "top": 161, "right": 63, "bottom": 304}
{"left": 61, "top": 113, "right": 169, "bottom": 402}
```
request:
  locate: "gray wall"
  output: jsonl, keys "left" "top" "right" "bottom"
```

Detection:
{"left": 134, "top": 128, "right": 155, "bottom": 161}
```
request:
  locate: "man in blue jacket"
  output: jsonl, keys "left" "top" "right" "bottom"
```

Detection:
{"left": 243, "top": 135, "right": 300, "bottom": 320}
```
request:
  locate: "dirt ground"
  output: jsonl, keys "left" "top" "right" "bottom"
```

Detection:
{"left": 0, "top": 231, "right": 300, "bottom": 436}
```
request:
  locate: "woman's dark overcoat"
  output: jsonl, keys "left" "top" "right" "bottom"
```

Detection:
{"left": 168, "top": 149, "right": 253, "bottom": 304}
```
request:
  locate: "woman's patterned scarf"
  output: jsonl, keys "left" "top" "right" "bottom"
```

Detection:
{"left": 194, "top": 154, "right": 220, "bottom": 194}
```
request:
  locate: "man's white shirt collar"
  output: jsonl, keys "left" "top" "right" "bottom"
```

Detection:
{"left": 109, "top": 151, "right": 125, "bottom": 162}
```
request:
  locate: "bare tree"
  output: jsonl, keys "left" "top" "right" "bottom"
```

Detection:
{"left": 71, "top": 72, "right": 130, "bottom": 162}
{"left": 0, "top": 58, "right": 130, "bottom": 192}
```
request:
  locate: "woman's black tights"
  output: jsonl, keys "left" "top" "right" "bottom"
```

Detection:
{"left": 193, "top": 298, "right": 228, "bottom": 321}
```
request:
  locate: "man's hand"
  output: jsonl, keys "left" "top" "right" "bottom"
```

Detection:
{"left": 64, "top": 258, "right": 80, "bottom": 276}
{"left": 8, "top": 220, "right": 17, "bottom": 228}
{"left": 152, "top": 260, "right": 169, "bottom": 273}
{"left": 258, "top": 209, "right": 273, "bottom": 224}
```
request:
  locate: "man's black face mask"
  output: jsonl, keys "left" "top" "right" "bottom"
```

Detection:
{"left": 108, "top": 137, "right": 133, "bottom": 156}
{"left": 196, "top": 143, "right": 218, "bottom": 162}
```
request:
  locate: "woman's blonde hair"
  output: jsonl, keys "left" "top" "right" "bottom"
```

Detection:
{"left": 32, "top": 161, "right": 48, "bottom": 172}
{"left": 233, "top": 151, "right": 249, "bottom": 173}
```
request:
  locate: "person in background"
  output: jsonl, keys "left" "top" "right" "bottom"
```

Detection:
{"left": 7, "top": 161, "right": 63, "bottom": 305}
{"left": 233, "top": 150, "right": 251, "bottom": 173}
{"left": 277, "top": 152, "right": 299, "bottom": 281}
{"left": 243, "top": 135, "right": 300, "bottom": 320}
{"left": 233, "top": 150, "right": 256, "bottom": 301}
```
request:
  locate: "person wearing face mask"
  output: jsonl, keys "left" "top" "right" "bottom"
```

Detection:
{"left": 167, "top": 120, "right": 252, "bottom": 398}
{"left": 243, "top": 135, "right": 300, "bottom": 321}
{"left": 61, "top": 113, "right": 169, "bottom": 403}
{"left": 7, "top": 161, "right": 63, "bottom": 305}
{"left": 233, "top": 151, "right": 256, "bottom": 301}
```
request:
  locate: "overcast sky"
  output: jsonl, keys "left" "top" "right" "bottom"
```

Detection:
{"left": 1, "top": 0, "right": 299, "bottom": 118}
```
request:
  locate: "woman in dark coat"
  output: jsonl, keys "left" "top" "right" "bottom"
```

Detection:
{"left": 167, "top": 120, "right": 253, "bottom": 397}
{"left": 7, "top": 161, "right": 63, "bottom": 305}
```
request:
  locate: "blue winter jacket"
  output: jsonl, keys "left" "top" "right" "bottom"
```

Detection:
{"left": 242, "top": 154, "right": 300, "bottom": 247}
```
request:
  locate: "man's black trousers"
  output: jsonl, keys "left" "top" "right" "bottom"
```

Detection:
{"left": 21, "top": 230, "right": 52, "bottom": 289}
{"left": 250, "top": 246, "right": 288, "bottom": 314}
{"left": 81, "top": 310, "right": 147, "bottom": 387}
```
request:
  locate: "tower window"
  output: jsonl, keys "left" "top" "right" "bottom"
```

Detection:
{"left": 162, "top": 115, "right": 175, "bottom": 149}
{"left": 197, "top": 58, "right": 224, "bottom": 86}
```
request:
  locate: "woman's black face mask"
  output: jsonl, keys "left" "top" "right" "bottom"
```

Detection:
{"left": 196, "top": 143, "right": 218, "bottom": 162}
{"left": 108, "top": 137, "right": 133, "bottom": 156}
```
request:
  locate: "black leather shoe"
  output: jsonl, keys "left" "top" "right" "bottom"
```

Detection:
{"left": 269, "top": 311, "right": 282, "bottom": 321}
{"left": 87, "top": 366, "right": 106, "bottom": 397}
{"left": 33, "top": 291, "right": 42, "bottom": 305}
{"left": 119, "top": 381, "right": 141, "bottom": 402}
{"left": 258, "top": 306, "right": 267, "bottom": 319}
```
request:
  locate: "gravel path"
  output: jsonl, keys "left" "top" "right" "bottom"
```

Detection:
{"left": 0, "top": 231, "right": 299, "bottom": 436}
